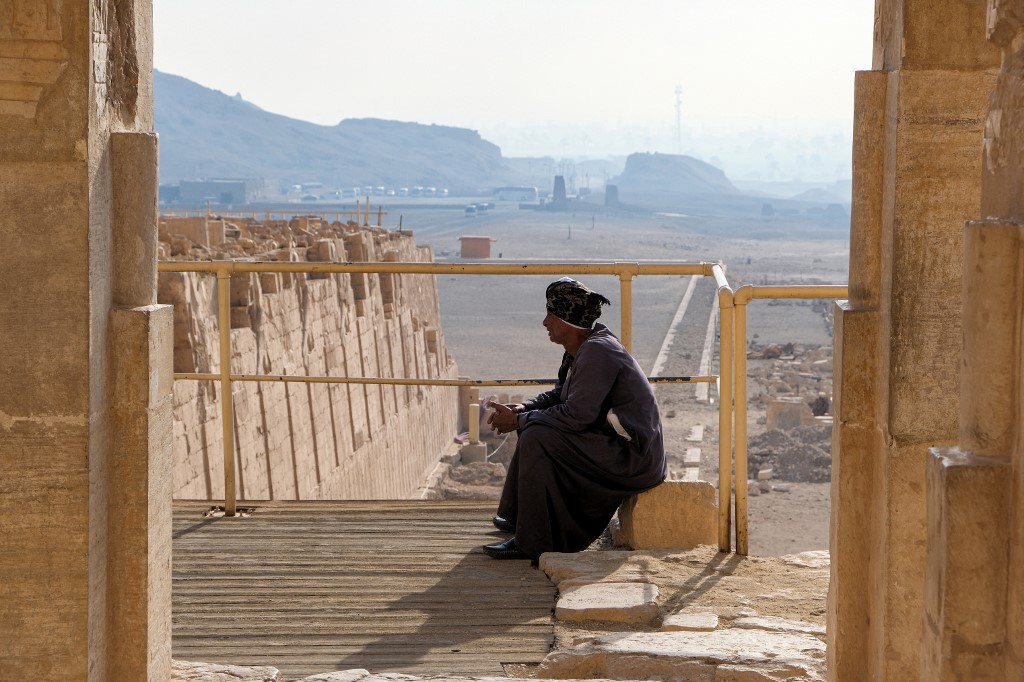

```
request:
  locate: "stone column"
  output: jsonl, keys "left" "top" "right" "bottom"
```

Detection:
{"left": 0, "top": 2, "right": 170, "bottom": 681}
{"left": 828, "top": 1, "right": 999, "bottom": 679}
{"left": 921, "top": 4, "right": 1024, "bottom": 677}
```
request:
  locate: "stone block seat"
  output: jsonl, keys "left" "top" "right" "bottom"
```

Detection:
{"left": 615, "top": 479, "right": 718, "bottom": 550}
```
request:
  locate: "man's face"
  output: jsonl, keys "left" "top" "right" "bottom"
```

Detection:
{"left": 543, "top": 312, "right": 571, "bottom": 345}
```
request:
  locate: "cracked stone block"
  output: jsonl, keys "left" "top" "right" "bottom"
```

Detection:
{"left": 171, "top": 659, "right": 281, "bottom": 681}
{"left": 734, "top": 615, "right": 825, "bottom": 636}
{"left": 537, "top": 629, "right": 825, "bottom": 681}
{"left": 662, "top": 611, "right": 719, "bottom": 631}
{"left": 555, "top": 582, "right": 660, "bottom": 624}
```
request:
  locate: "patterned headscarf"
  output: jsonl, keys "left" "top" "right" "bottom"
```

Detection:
{"left": 545, "top": 277, "right": 611, "bottom": 329}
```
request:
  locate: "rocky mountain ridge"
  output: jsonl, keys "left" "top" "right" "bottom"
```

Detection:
{"left": 155, "top": 71, "right": 850, "bottom": 223}
{"left": 155, "top": 70, "right": 521, "bottom": 192}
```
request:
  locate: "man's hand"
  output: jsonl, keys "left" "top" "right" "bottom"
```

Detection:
{"left": 487, "top": 402, "right": 521, "bottom": 435}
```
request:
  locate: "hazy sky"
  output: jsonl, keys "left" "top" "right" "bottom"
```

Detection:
{"left": 153, "top": 1, "right": 874, "bottom": 162}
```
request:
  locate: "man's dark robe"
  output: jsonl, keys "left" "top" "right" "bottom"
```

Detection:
{"left": 496, "top": 323, "right": 666, "bottom": 559}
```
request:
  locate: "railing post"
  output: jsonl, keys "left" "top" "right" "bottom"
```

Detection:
{"left": 217, "top": 266, "right": 237, "bottom": 517}
{"left": 734, "top": 285, "right": 752, "bottom": 556}
{"left": 619, "top": 275, "right": 633, "bottom": 352}
{"left": 617, "top": 264, "right": 638, "bottom": 353}
{"left": 713, "top": 265, "right": 734, "bottom": 553}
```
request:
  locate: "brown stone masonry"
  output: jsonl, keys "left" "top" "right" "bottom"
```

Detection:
{"left": 158, "top": 216, "right": 459, "bottom": 500}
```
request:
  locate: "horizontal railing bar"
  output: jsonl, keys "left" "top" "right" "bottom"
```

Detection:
{"left": 161, "top": 210, "right": 382, "bottom": 216}
{"left": 173, "top": 373, "right": 717, "bottom": 386}
{"left": 157, "top": 260, "right": 717, "bottom": 277}
{"left": 740, "top": 284, "right": 848, "bottom": 300}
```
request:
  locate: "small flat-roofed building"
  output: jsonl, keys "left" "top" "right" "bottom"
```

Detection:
{"left": 179, "top": 178, "right": 265, "bottom": 207}
{"left": 458, "top": 235, "right": 495, "bottom": 259}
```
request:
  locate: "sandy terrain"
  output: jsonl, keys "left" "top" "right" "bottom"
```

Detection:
{"left": 403, "top": 202, "right": 848, "bottom": 557}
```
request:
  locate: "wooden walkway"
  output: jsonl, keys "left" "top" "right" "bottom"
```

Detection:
{"left": 172, "top": 500, "right": 556, "bottom": 681}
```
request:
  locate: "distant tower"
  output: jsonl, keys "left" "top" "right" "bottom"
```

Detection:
{"left": 674, "top": 85, "right": 683, "bottom": 155}
{"left": 605, "top": 184, "right": 619, "bottom": 208}
{"left": 550, "top": 175, "right": 568, "bottom": 211}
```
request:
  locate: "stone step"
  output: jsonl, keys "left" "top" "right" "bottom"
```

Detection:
{"left": 555, "top": 582, "right": 661, "bottom": 625}
{"left": 537, "top": 629, "right": 826, "bottom": 680}
{"left": 680, "top": 468, "right": 699, "bottom": 481}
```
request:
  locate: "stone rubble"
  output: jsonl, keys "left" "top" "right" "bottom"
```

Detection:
{"left": 747, "top": 425, "right": 833, "bottom": 483}
{"left": 437, "top": 461, "right": 507, "bottom": 500}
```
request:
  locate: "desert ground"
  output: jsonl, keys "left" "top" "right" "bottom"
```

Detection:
{"left": 396, "top": 200, "right": 848, "bottom": 557}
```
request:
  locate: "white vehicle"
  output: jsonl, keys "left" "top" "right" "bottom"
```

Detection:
{"left": 493, "top": 186, "right": 539, "bottom": 201}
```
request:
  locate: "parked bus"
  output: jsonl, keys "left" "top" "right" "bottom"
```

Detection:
{"left": 492, "top": 186, "right": 539, "bottom": 201}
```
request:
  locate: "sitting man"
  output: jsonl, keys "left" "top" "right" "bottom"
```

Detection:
{"left": 483, "top": 277, "right": 667, "bottom": 561}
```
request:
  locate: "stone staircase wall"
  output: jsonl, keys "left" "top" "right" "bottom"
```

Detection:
{"left": 158, "top": 217, "right": 459, "bottom": 500}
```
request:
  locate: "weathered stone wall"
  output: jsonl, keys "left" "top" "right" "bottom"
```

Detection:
{"left": 919, "top": 4, "right": 1024, "bottom": 679}
{"left": 158, "top": 216, "right": 459, "bottom": 500}
{"left": 829, "top": 1, "right": 1000, "bottom": 679}
{"left": 1, "top": 2, "right": 173, "bottom": 680}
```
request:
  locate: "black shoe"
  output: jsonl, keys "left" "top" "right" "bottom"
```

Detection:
{"left": 482, "top": 537, "right": 530, "bottom": 560}
{"left": 492, "top": 515, "right": 516, "bottom": 533}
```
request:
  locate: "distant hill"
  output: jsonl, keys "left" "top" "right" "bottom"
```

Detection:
{"left": 733, "top": 179, "right": 852, "bottom": 204}
{"left": 601, "top": 152, "right": 850, "bottom": 235}
{"left": 604, "top": 152, "right": 751, "bottom": 213}
{"left": 154, "top": 71, "right": 529, "bottom": 192}
{"left": 154, "top": 71, "right": 851, "bottom": 234}
{"left": 609, "top": 152, "right": 740, "bottom": 198}
{"left": 790, "top": 187, "right": 847, "bottom": 204}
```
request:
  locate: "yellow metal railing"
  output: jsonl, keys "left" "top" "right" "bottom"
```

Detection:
{"left": 729, "top": 280, "right": 847, "bottom": 552}
{"left": 712, "top": 264, "right": 734, "bottom": 552}
{"left": 158, "top": 257, "right": 846, "bottom": 555}
{"left": 158, "top": 260, "right": 719, "bottom": 519}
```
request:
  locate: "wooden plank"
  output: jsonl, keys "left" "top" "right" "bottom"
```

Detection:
{"left": 172, "top": 500, "right": 556, "bottom": 679}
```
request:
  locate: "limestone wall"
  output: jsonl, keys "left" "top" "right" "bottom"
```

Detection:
{"left": 1, "top": 2, "right": 174, "bottom": 679}
{"left": 828, "top": 2, "right": 1001, "bottom": 679}
{"left": 158, "top": 216, "right": 459, "bottom": 500}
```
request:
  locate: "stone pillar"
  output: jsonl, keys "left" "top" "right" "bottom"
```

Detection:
{"left": 828, "top": 1, "right": 999, "bottom": 679}
{"left": 108, "top": 305, "right": 174, "bottom": 681}
{"left": 920, "top": 4, "right": 1024, "bottom": 677}
{"left": 920, "top": 223, "right": 1021, "bottom": 679}
{"left": 0, "top": 2, "right": 170, "bottom": 681}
